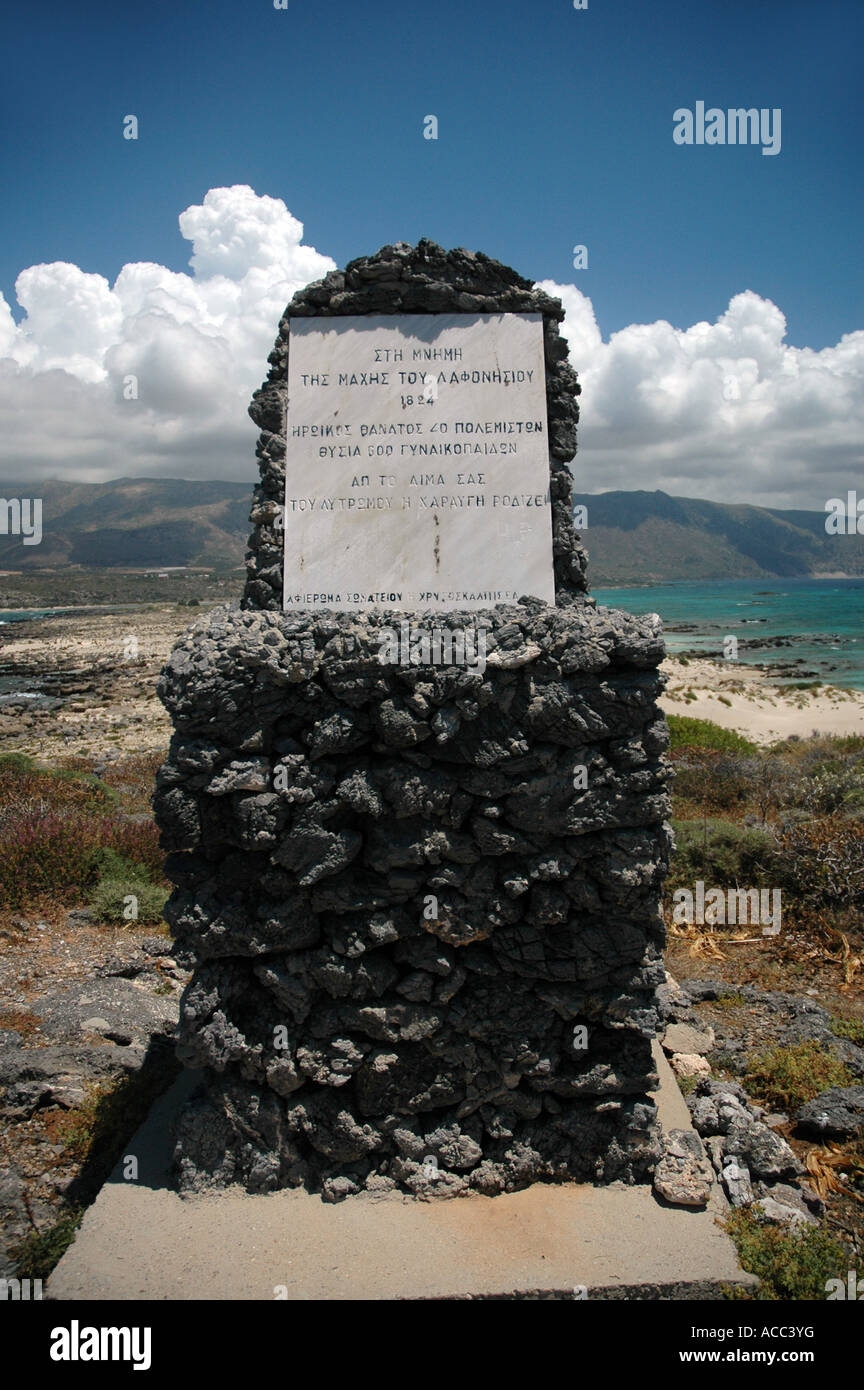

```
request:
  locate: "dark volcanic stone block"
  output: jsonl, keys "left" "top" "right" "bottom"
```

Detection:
{"left": 157, "top": 601, "right": 671, "bottom": 1197}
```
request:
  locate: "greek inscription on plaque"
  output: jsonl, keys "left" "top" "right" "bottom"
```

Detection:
{"left": 282, "top": 312, "right": 555, "bottom": 610}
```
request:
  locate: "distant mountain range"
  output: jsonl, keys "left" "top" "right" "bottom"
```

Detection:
{"left": 0, "top": 479, "right": 861, "bottom": 585}
{"left": 0, "top": 478, "right": 250, "bottom": 572}
{"left": 572, "top": 490, "right": 864, "bottom": 584}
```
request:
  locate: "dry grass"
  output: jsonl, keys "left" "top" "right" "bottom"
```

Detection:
{"left": 805, "top": 1143, "right": 864, "bottom": 1206}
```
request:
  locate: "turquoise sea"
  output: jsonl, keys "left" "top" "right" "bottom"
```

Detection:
{"left": 2, "top": 586, "right": 863, "bottom": 690}
{"left": 592, "top": 578, "right": 864, "bottom": 691}
{"left": 0, "top": 609, "right": 58, "bottom": 624}
{"left": 0, "top": 606, "right": 142, "bottom": 625}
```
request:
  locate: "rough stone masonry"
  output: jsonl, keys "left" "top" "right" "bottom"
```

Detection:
{"left": 155, "top": 241, "right": 672, "bottom": 1200}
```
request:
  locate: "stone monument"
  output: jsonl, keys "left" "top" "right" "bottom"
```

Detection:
{"left": 155, "top": 241, "right": 671, "bottom": 1201}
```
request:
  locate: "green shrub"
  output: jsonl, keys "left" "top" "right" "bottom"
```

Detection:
{"left": 0, "top": 758, "right": 164, "bottom": 909}
{"left": 669, "top": 818, "right": 777, "bottom": 891}
{"left": 716, "top": 991, "right": 747, "bottom": 1009}
{"left": 785, "top": 767, "right": 864, "bottom": 816}
{"left": 88, "top": 847, "right": 162, "bottom": 885}
{"left": 774, "top": 817, "right": 864, "bottom": 909}
{"left": 0, "top": 813, "right": 164, "bottom": 909}
{"left": 742, "top": 1041, "right": 855, "bottom": 1111}
{"left": 11, "top": 1208, "right": 83, "bottom": 1282}
{"left": 81, "top": 750, "right": 166, "bottom": 815}
{"left": 672, "top": 751, "right": 754, "bottom": 813}
{"left": 0, "top": 752, "right": 38, "bottom": 774}
{"left": 724, "top": 1209, "right": 849, "bottom": 1301}
{"left": 821, "top": 734, "right": 864, "bottom": 755}
{"left": 0, "top": 754, "right": 114, "bottom": 815}
{"left": 667, "top": 715, "right": 758, "bottom": 756}
{"left": 831, "top": 1015, "right": 864, "bottom": 1046}
{"left": 90, "top": 875, "right": 168, "bottom": 926}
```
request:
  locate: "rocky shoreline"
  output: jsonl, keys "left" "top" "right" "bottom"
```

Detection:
{"left": 0, "top": 605, "right": 200, "bottom": 760}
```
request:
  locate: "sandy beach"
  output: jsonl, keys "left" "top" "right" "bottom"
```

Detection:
{"left": 661, "top": 656, "right": 864, "bottom": 744}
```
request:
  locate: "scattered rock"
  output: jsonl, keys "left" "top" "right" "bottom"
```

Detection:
{"left": 753, "top": 1180, "right": 823, "bottom": 1218}
{"left": 687, "top": 1095, "right": 719, "bottom": 1135}
{"left": 30, "top": 978, "right": 178, "bottom": 1048}
{"left": 671, "top": 1053, "right": 712, "bottom": 1080}
{"left": 721, "top": 1160, "right": 754, "bottom": 1208}
{"left": 0, "top": 1040, "right": 160, "bottom": 1120}
{"left": 80, "top": 1017, "right": 112, "bottom": 1034}
{"left": 0, "top": 1169, "right": 24, "bottom": 1211}
{"left": 363, "top": 1173, "right": 396, "bottom": 1196}
{"left": 141, "top": 937, "right": 174, "bottom": 958}
{"left": 80, "top": 1017, "right": 134, "bottom": 1047}
{"left": 723, "top": 1117, "right": 803, "bottom": 1182}
{"left": 705, "top": 1135, "right": 726, "bottom": 1175}
{"left": 656, "top": 979, "right": 693, "bottom": 1023}
{"left": 752, "top": 1197, "right": 817, "bottom": 1229}
{"left": 798, "top": 1182, "right": 826, "bottom": 1216}
{"left": 663, "top": 1022, "right": 714, "bottom": 1056}
{"left": 796, "top": 1087, "right": 864, "bottom": 1139}
{"left": 95, "top": 954, "right": 150, "bottom": 981}
{"left": 653, "top": 1129, "right": 714, "bottom": 1207}
{"left": 65, "top": 908, "right": 95, "bottom": 926}
{"left": 681, "top": 979, "right": 728, "bottom": 1003}
{"left": 699, "top": 1078, "right": 750, "bottom": 1104}
{"left": 321, "top": 1176, "right": 361, "bottom": 1203}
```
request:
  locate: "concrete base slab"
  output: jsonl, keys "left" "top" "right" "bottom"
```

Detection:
{"left": 48, "top": 1044, "right": 755, "bottom": 1301}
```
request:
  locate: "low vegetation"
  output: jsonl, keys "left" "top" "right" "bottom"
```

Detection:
{"left": 723, "top": 1209, "right": 849, "bottom": 1300}
{"left": 667, "top": 714, "right": 758, "bottom": 756}
{"left": 88, "top": 849, "right": 168, "bottom": 925}
{"left": 714, "top": 991, "right": 747, "bottom": 1009}
{"left": 0, "top": 753, "right": 165, "bottom": 914}
{"left": 831, "top": 1014, "right": 864, "bottom": 1046}
{"left": 11, "top": 1208, "right": 84, "bottom": 1282}
{"left": 741, "top": 1041, "right": 855, "bottom": 1112}
{"left": 669, "top": 818, "right": 776, "bottom": 892}
{"left": 666, "top": 720, "right": 864, "bottom": 970}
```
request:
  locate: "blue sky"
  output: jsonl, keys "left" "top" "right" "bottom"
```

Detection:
{"left": 0, "top": 0, "right": 861, "bottom": 506}
{"left": 2, "top": 0, "right": 860, "bottom": 349}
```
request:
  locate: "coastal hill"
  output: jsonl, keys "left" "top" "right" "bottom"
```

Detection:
{"left": 0, "top": 478, "right": 250, "bottom": 572}
{"left": 573, "top": 489, "right": 864, "bottom": 584}
{"left": 1, "top": 479, "right": 862, "bottom": 584}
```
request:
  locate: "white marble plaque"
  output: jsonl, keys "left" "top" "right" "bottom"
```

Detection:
{"left": 282, "top": 313, "right": 555, "bottom": 611}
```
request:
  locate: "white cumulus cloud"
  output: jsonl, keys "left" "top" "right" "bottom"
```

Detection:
{"left": 0, "top": 185, "right": 859, "bottom": 510}
{"left": 539, "top": 280, "right": 864, "bottom": 509}
{"left": 0, "top": 185, "right": 335, "bottom": 483}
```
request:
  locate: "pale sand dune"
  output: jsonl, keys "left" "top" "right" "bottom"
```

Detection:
{"left": 660, "top": 657, "right": 864, "bottom": 744}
